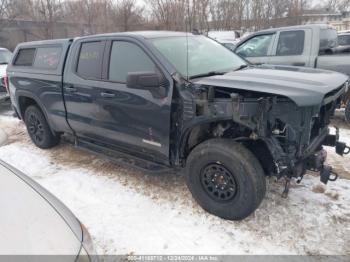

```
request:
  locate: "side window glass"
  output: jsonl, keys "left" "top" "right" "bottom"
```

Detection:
{"left": 337, "top": 35, "right": 350, "bottom": 53}
{"left": 76, "top": 41, "right": 105, "bottom": 79}
{"left": 109, "top": 41, "right": 156, "bottom": 83}
{"left": 276, "top": 30, "right": 305, "bottom": 56}
{"left": 33, "top": 47, "right": 62, "bottom": 69}
{"left": 320, "top": 29, "right": 338, "bottom": 53}
{"left": 236, "top": 34, "right": 273, "bottom": 57}
{"left": 14, "top": 48, "right": 36, "bottom": 66}
{"left": 338, "top": 35, "right": 350, "bottom": 46}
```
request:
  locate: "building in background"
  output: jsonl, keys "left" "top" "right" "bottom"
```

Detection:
{"left": 301, "top": 9, "right": 350, "bottom": 31}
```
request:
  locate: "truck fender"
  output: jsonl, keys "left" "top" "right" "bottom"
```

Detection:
{"left": 15, "top": 90, "right": 57, "bottom": 135}
{"left": 176, "top": 117, "right": 240, "bottom": 163}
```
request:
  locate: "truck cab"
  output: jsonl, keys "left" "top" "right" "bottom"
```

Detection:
{"left": 235, "top": 24, "right": 349, "bottom": 73}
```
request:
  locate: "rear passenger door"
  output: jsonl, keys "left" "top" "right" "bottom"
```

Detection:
{"left": 268, "top": 29, "right": 312, "bottom": 66}
{"left": 63, "top": 40, "right": 107, "bottom": 139}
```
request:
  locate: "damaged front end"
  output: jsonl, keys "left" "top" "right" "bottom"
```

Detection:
{"left": 179, "top": 80, "right": 349, "bottom": 193}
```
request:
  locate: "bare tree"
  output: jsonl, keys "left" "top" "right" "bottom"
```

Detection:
{"left": 324, "top": 0, "right": 350, "bottom": 11}
{"left": 0, "top": 0, "right": 25, "bottom": 27}
{"left": 147, "top": 0, "right": 187, "bottom": 30}
{"left": 0, "top": 0, "right": 346, "bottom": 49}
{"left": 112, "top": 0, "right": 145, "bottom": 31}
{"left": 22, "top": 0, "right": 64, "bottom": 39}
{"left": 64, "top": 0, "right": 101, "bottom": 35}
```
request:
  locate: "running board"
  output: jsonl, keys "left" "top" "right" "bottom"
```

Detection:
{"left": 76, "top": 138, "right": 173, "bottom": 174}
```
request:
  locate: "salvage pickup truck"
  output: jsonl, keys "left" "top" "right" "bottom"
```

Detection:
{"left": 7, "top": 32, "right": 350, "bottom": 220}
{"left": 234, "top": 24, "right": 350, "bottom": 122}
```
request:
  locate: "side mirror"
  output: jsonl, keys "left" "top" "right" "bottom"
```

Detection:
{"left": 126, "top": 72, "right": 167, "bottom": 98}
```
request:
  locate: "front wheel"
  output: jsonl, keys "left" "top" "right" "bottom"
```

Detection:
{"left": 24, "top": 105, "right": 60, "bottom": 149}
{"left": 185, "top": 139, "right": 266, "bottom": 220}
{"left": 345, "top": 101, "right": 350, "bottom": 124}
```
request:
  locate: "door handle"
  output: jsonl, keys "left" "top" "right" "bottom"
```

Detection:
{"left": 292, "top": 62, "right": 306, "bottom": 66}
{"left": 100, "top": 92, "right": 115, "bottom": 98}
{"left": 64, "top": 86, "right": 77, "bottom": 93}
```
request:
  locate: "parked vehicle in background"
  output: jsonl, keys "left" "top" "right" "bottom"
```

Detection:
{"left": 336, "top": 33, "right": 350, "bottom": 53}
{"left": 0, "top": 48, "right": 11, "bottom": 102}
{"left": 0, "top": 160, "right": 95, "bottom": 259}
{"left": 7, "top": 32, "right": 349, "bottom": 220}
{"left": 208, "top": 30, "right": 240, "bottom": 51}
{"left": 234, "top": 24, "right": 350, "bottom": 123}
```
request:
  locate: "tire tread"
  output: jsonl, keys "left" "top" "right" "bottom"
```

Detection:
{"left": 186, "top": 138, "right": 266, "bottom": 220}
{"left": 24, "top": 105, "right": 60, "bottom": 149}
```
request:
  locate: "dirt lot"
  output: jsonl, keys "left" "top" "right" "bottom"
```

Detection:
{"left": 0, "top": 102, "right": 349, "bottom": 255}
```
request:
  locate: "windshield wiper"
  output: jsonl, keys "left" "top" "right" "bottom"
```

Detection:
{"left": 233, "top": 64, "right": 249, "bottom": 71}
{"left": 0, "top": 62, "right": 8, "bottom": 65}
{"left": 189, "top": 71, "right": 227, "bottom": 80}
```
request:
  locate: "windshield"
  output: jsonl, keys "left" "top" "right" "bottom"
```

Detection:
{"left": 0, "top": 49, "right": 12, "bottom": 64}
{"left": 222, "top": 42, "right": 236, "bottom": 51}
{"left": 151, "top": 35, "right": 246, "bottom": 79}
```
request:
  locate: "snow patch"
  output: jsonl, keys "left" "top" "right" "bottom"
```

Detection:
{"left": 0, "top": 115, "right": 350, "bottom": 255}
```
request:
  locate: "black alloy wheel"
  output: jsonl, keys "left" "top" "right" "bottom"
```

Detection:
{"left": 200, "top": 163, "right": 238, "bottom": 202}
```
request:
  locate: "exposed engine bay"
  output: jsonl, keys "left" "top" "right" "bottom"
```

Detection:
{"left": 176, "top": 80, "right": 349, "bottom": 192}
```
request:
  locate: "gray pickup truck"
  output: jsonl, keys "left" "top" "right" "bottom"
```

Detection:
{"left": 234, "top": 24, "right": 350, "bottom": 121}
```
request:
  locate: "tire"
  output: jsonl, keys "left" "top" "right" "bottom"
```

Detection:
{"left": 24, "top": 105, "right": 60, "bottom": 149}
{"left": 185, "top": 139, "right": 266, "bottom": 220}
{"left": 345, "top": 101, "right": 350, "bottom": 124}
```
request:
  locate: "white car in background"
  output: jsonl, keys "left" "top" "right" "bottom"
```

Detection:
{"left": 0, "top": 48, "right": 12, "bottom": 102}
{"left": 0, "top": 160, "right": 95, "bottom": 260}
{"left": 208, "top": 30, "right": 241, "bottom": 51}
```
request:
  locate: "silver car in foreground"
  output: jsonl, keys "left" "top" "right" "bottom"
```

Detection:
{"left": 0, "top": 159, "right": 95, "bottom": 260}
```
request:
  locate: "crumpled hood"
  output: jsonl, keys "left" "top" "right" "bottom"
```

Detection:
{"left": 194, "top": 65, "right": 349, "bottom": 106}
{"left": 0, "top": 65, "right": 7, "bottom": 78}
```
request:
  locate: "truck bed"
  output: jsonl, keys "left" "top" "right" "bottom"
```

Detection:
{"left": 317, "top": 53, "right": 350, "bottom": 76}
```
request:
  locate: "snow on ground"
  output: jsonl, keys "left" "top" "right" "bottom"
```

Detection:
{"left": 0, "top": 108, "right": 350, "bottom": 255}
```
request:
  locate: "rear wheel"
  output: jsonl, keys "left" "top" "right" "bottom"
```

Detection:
{"left": 185, "top": 139, "right": 266, "bottom": 220}
{"left": 24, "top": 105, "right": 60, "bottom": 149}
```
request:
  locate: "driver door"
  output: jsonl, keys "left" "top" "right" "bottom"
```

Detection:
{"left": 95, "top": 39, "right": 173, "bottom": 164}
{"left": 235, "top": 33, "right": 276, "bottom": 65}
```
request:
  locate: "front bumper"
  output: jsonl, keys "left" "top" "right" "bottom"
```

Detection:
{"left": 305, "top": 128, "right": 348, "bottom": 184}
{"left": 322, "top": 127, "right": 350, "bottom": 156}
{"left": 265, "top": 127, "right": 348, "bottom": 184}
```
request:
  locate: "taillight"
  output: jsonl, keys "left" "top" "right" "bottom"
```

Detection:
{"left": 3, "top": 75, "right": 9, "bottom": 94}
